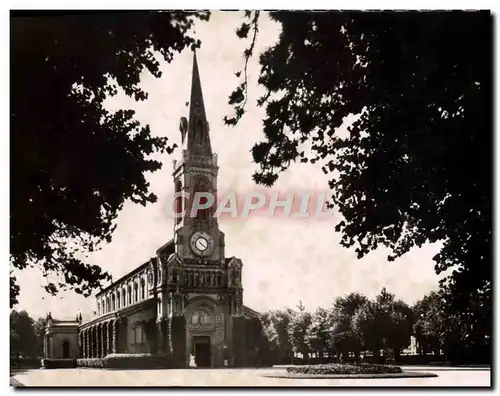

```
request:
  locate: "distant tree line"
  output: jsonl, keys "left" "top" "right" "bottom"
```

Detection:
{"left": 10, "top": 287, "right": 490, "bottom": 366}
{"left": 259, "top": 288, "right": 490, "bottom": 365}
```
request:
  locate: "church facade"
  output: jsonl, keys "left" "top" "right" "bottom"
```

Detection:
{"left": 44, "top": 52, "right": 265, "bottom": 368}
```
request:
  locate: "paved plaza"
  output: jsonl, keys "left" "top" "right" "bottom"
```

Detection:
{"left": 11, "top": 366, "right": 491, "bottom": 387}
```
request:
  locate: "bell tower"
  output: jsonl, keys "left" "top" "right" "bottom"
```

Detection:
{"left": 172, "top": 50, "right": 225, "bottom": 266}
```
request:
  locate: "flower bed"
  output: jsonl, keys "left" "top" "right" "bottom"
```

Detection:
{"left": 287, "top": 363, "right": 403, "bottom": 375}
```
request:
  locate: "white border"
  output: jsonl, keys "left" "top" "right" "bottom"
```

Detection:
{"left": 3, "top": 3, "right": 497, "bottom": 395}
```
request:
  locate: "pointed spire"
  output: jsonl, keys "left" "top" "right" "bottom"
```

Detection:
{"left": 184, "top": 49, "right": 212, "bottom": 156}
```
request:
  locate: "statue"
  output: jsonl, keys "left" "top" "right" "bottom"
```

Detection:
{"left": 179, "top": 117, "right": 188, "bottom": 143}
{"left": 183, "top": 272, "right": 188, "bottom": 285}
{"left": 199, "top": 272, "right": 204, "bottom": 286}
{"left": 194, "top": 272, "right": 198, "bottom": 286}
{"left": 210, "top": 272, "right": 215, "bottom": 287}
{"left": 189, "top": 353, "right": 197, "bottom": 368}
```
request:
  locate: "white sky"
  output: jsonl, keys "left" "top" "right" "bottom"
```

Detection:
{"left": 13, "top": 11, "right": 445, "bottom": 321}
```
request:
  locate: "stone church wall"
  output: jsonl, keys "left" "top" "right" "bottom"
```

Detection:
{"left": 170, "top": 316, "right": 187, "bottom": 368}
{"left": 125, "top": 308, "right": 155, "bottom": 354}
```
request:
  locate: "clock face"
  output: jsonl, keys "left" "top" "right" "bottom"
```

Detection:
{"left": 195, "top": 237, "right": 209, "bottom": 252}
{"left": 190, "top": 231, "right": 214, "bottom": 257}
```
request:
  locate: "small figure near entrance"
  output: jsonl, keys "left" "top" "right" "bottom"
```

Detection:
{"left": 189, "top": 354, "right": 197, "bottom": 368}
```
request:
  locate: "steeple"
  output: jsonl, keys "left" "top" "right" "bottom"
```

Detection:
{"left": 181, "top": 49, "right": 212, "bottom": 156}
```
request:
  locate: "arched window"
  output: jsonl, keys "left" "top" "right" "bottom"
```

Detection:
{"left": 127, "top": 285, "right": 132, "bottom": 305}
{"left": 133, "top": 282, "right": 138, "bottom": 303}
{"left": 122, "top": 288, "right": 127, "bottom": 307}
{"left": 111, "top": 294, "right": 116, "bottom": 311}
{"left": 133, "top": 324, "right": 144, "bottom": 344}
{"left": 97, "top": 302, "right": 101, "bottom": 316}
{"left": 106, "top": 297, "right": 110, "bottom": 312}
{"left": 140, "top": 278, "right": 145, "bottom": 300}
{"left": 117, "top": 291, "right": 121, "bottom": 309}
{"left": 193, "top": 177, "right": 211, "bottom": 221}
{"left": 174, "top": 180, "right": 183, "bottom": 224}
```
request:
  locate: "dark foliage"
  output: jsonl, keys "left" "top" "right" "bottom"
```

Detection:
{"left": 10, "top": 11, "right": 210, "bottom": 306}
{"left": 42, "top": 358, "right": 76, "bottom": 369}
{"left": 10, "top": 310, "right": 38, "bottom": 357}
{"left": 228, "top": 10, "right": 491, "bottom": 347}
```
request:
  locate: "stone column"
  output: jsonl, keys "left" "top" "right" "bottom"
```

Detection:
{"left": 87, "top": 329, "right": 91, "bottom": 358}
{"left": 100, "top": 325, "right": 104, "bottom": 357}
{"left": 103, "top": 324, "right": 107, "bottom": 357}
{"left": 95, "top": 326, "right": 99, "bottom": 358}
{"left": 112, "top": 319, "right": 118, "bottom": 353}
{"left": 88, "top": 329, "right": 92, "bottom": 358}
{"left": 47, "top": 334, "right": 51, "bottom": 359}
{"left": 156, "top": 319, "right": 164, "bottom": 354}
{"left": 84, "top": 330, "right": 88, "bottom": 358}
{"left": 92, "top": 327, "right": 96, "bottom": 358}
{"left": 81, "top": 332, "right": 85, "bottom": 358}
{"left": 97, "top": 324, "right": 104, "bottom": 358}
{"left": 77, "top": 333, "right": 81, "bottom": 358}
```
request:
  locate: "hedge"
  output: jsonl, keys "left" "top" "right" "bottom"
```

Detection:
{"left": 11, "top": 357, "right": 41, "bottom": 369}
{"left": 41, "top": 359, "right": 77, "bottom": 369}
{"left": 287, "top": 363, "right": 403, "bottom": 375}
{"left": 77, "top": 353, "right": 172, "bottom": 369}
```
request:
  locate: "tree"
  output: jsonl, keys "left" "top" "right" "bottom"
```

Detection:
{"left": 413, "top": 291, "right": 445, "bottom": 355}
{"left": 352, "top": 301, "right": 383, "bottom": 358}
{"left": 384, "top": 299, "right": 413, "bottom": 360}
{"left": 287, "top": 302, "right": 312, "bottom": 363}
{"left": 10, "top": 310, "right": 37, "bottom": 357}
{"left": 228, "top": 11, "right": 492, "bottom": 346}
{"left": 305, "top": 307, "right": 332, "bottom": 361}
{"left": 260, "top": 309, "right": 294, "bottom": 364}
{"left": 10, "top": 11, "right": 210, "bottom": 306}
{"left": 352, "top": 288, "right": 412, "bottom": 362}
{"left": 33, "top": 317, "right": 48, "bottom": 358}
{"left": 326, "top": 293, "right": 367, "bottom": 361}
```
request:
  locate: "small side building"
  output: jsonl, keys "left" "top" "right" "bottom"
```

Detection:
{"left": 43, "top": 313, "right": 80, "bottom": 359}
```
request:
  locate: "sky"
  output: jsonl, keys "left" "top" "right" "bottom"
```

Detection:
{"left": 13, "top": 11, "right": 445, "bottom": 321}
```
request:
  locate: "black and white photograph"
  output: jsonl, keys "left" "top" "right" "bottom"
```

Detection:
{"left": 9, "top": 8, "right": 492, "bottom": 388}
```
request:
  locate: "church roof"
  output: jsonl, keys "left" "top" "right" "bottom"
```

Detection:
{"left": 96, "top": 239, "right": 174, "bottom": 297}
{"left": 243, "top": 305, "right": 260, "bottom": 318}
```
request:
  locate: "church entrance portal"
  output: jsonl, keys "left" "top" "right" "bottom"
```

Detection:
{"left": 193, "top": 336, "right": 211, "bottom": 367}
{"left": 62, "top": 340, "right": 70, "bottom": 358}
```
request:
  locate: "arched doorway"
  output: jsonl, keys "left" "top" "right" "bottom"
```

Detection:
{"left": 62, "top": 340, "right": 70, "bottom": 358}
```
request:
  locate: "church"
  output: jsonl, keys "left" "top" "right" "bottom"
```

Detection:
{"left": 44, "top": 51, "right": 266, "bottom": 368}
